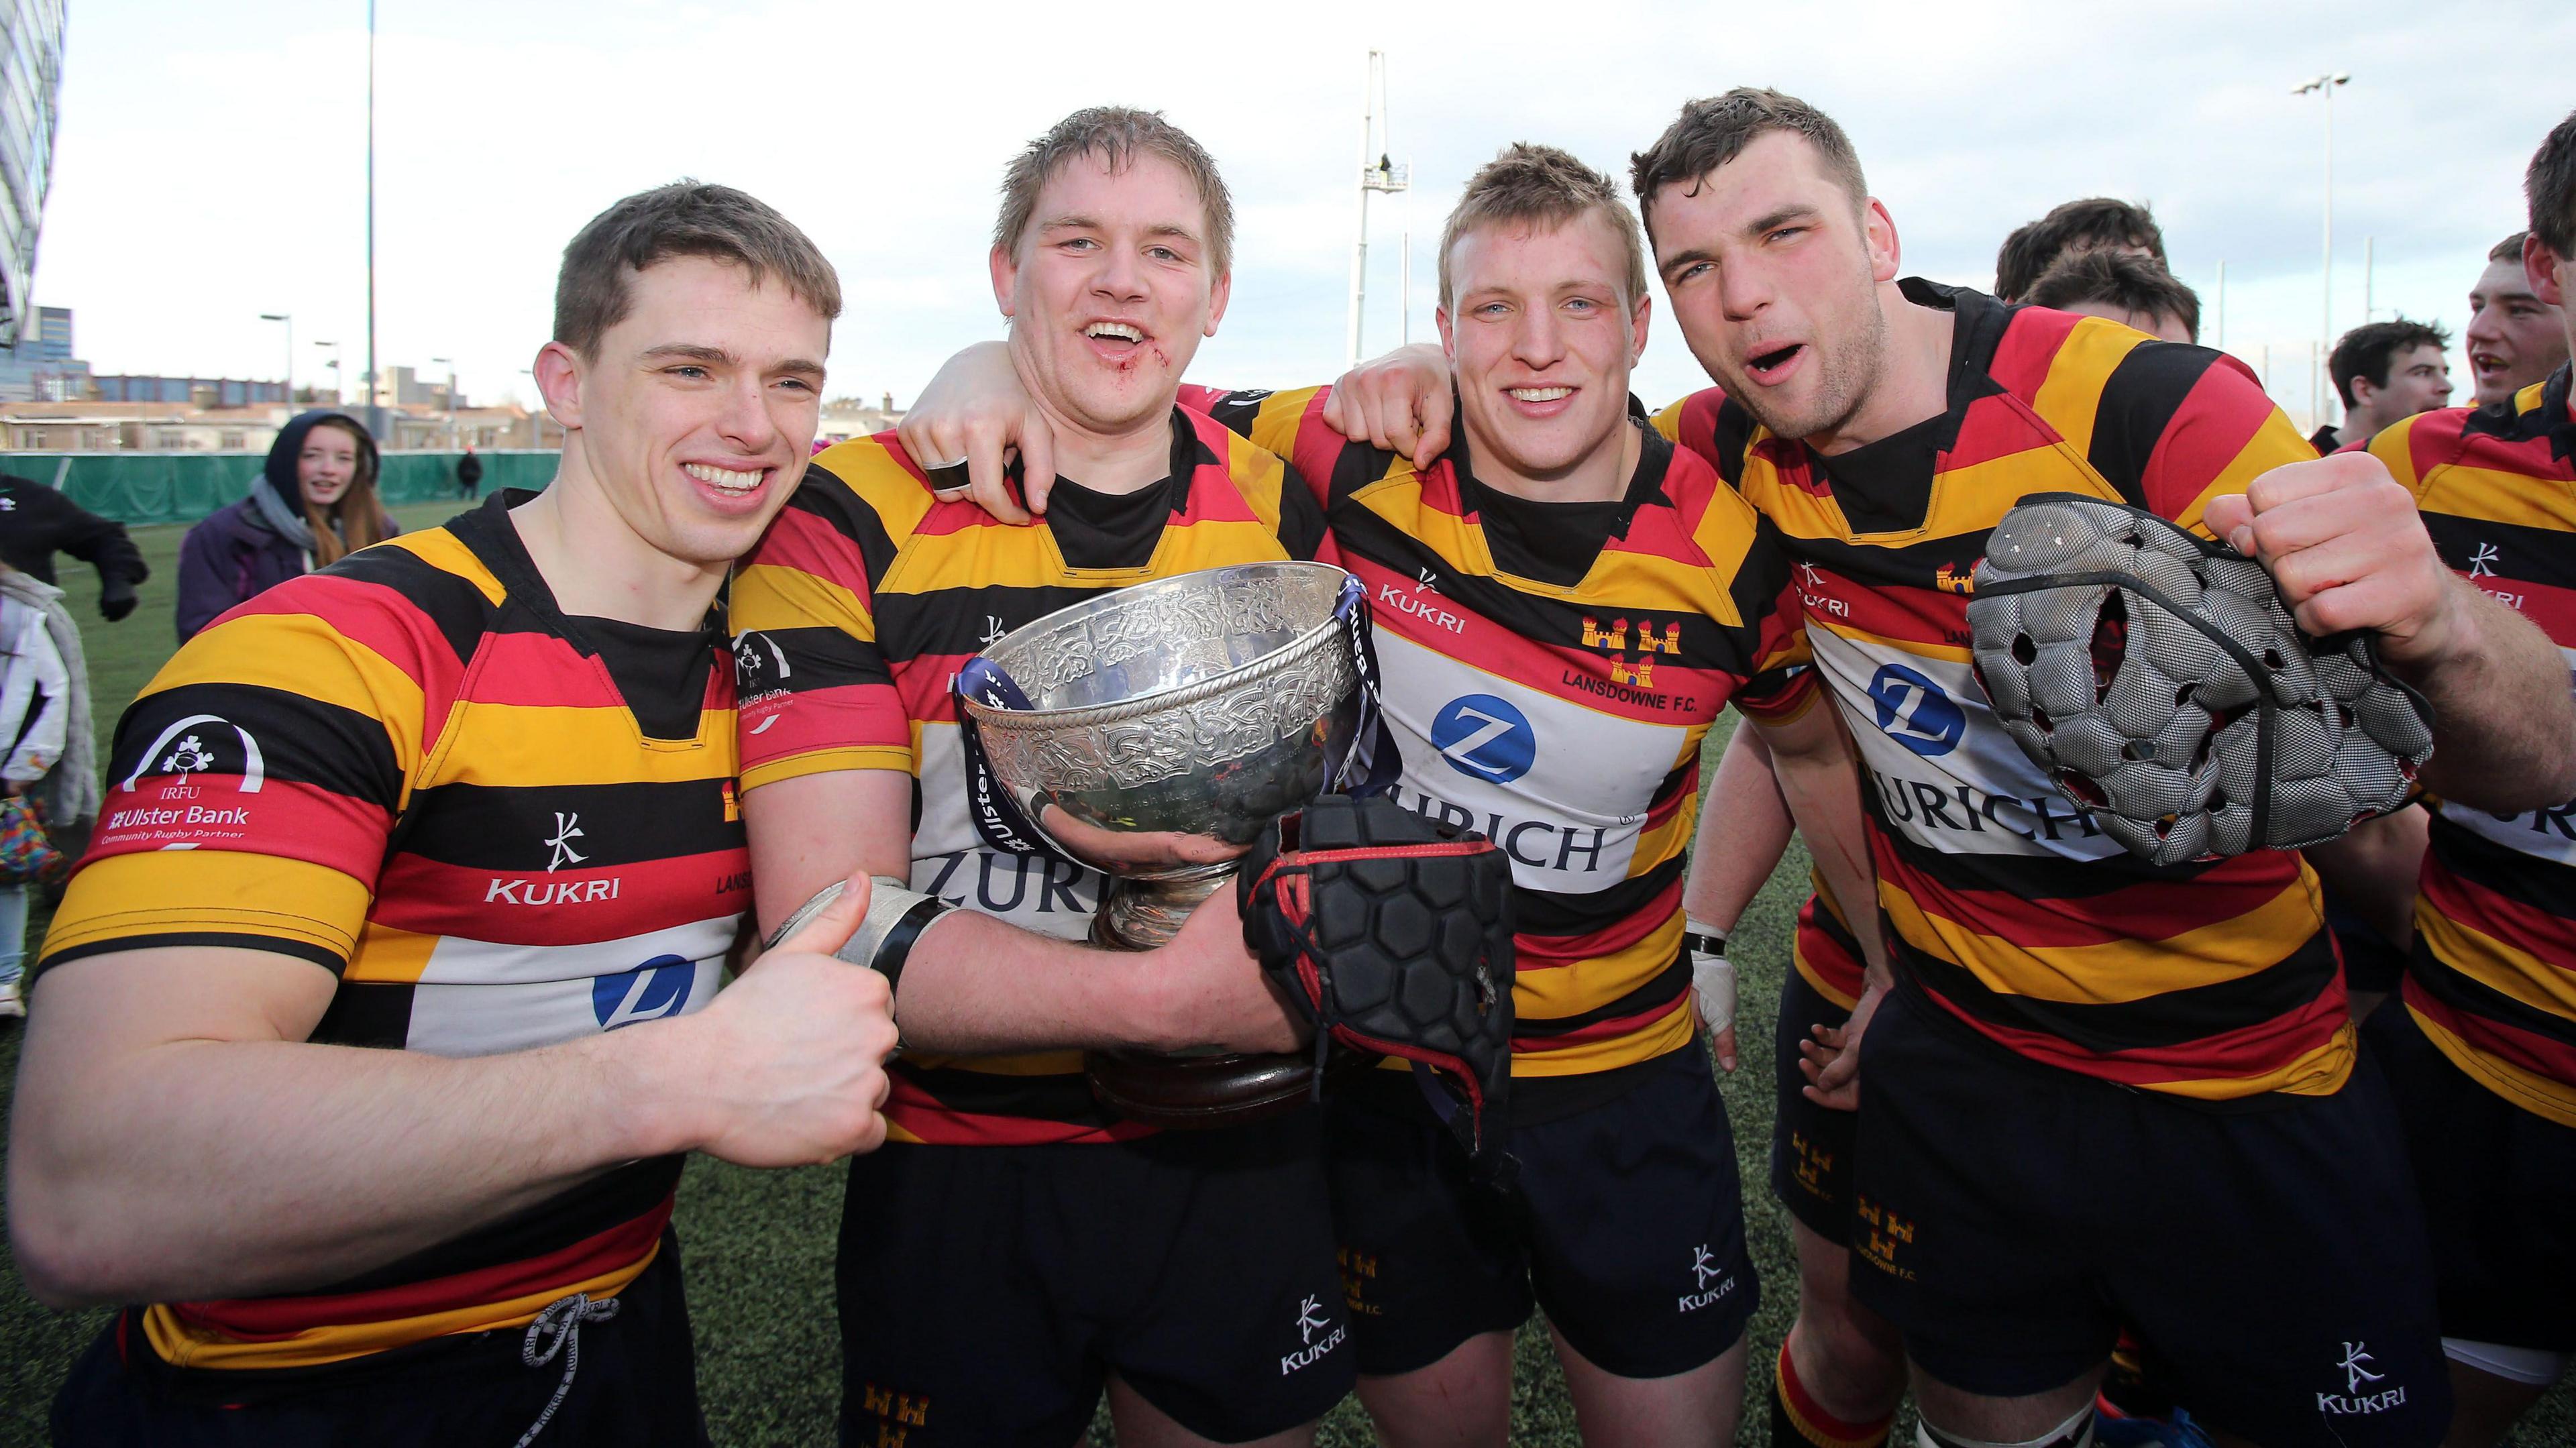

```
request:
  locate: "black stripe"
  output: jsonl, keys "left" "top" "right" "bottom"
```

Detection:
{"left": 1896, "top": 926, "right": 2337, "bottom": 1055}
{"left": 2087, "top": 342, "right": 2222, "bottom": 510}
{"left": 108, "top": 681, "right": 404, "bottom": 809}
{"left": 394, "top": 779, "right": 741, "bottom": 870}
{"left": 736, "top": 621, "right": 895, "bottom": 695}
{"left": 311, "top": 979, "right": 413, "bottom": 1046}
{"left": 324, "top": 530, "right": 494, "bottom": 667}
{"left": 2420, "top": 511, "right": 2576, "bottom": 593}
{"left": 308, "top": 1158, "right": 685, "bottom": 1297}
{"left": 1508, "top": 855, "right": 1682, "bottom": 937}
{"left": 1517, "top": 954, "right": 1689, "bottom": 1035}
{"left": 1276, "top": 458, "right": 1328, "bottom": 562}
{"left": 2409, "top": 938, "right": 2576, "bottom": 1052}
{"left": 1868, "top": 798, "right": 2242, "bottom": 900}
{"left": 890, "top": 1062, "right": 1116, "bottom": 1129}
{"left": 784, "top": 462, "right": 903, "bottom": 586}
{"left": 2428, "top": 812, "right": 2576, "bottom": 921}
{"left": 37, "top": 930, "right": 347, "bottom": 977}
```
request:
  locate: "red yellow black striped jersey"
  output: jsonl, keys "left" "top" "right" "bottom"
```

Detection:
{"left": 2371, "top": 366, "right": 2576, "bottom": 1125}
{"left": 39, "top": 492, "right": 747, "bottom": 1370}
{"left": 1656, "top": 280, "right": 2349, "bottom": 1101}
{"left": 1794, "top": 877, "right": 1868, "bottom": 1010}
{"left": 730, "top": 409, "right": 1326, "bottom": 1146}
{"left": 1181, "top": 383, "right": 1813, "bottom": 1087}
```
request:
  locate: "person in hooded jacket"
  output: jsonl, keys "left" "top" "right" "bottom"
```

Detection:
{"left": 174, "top": 410, "right": 398, "bottom": 643}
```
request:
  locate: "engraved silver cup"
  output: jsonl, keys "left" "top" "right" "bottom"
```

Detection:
{"left": 957, "top": 560, "right": 1366, "bottom": 948}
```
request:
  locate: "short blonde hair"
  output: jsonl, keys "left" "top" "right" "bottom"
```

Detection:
{"left": 1438, "top": 143, "right": 1649, "bottom": 313}
{"left": 994, "top": 107, "right": 1235, "bottom": 276}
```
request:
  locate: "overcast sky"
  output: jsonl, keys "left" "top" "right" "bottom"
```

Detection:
{"left": 32, "top": 0, "right": 2573, "bottom": 429}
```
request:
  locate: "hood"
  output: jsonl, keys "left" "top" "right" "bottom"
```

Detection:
{"left": 260, "top": 410, "right": 379, "bottom": 512}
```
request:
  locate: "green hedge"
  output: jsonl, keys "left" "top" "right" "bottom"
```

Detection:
{"left": 0, "top": 451, "right": 559, "bottom": 525}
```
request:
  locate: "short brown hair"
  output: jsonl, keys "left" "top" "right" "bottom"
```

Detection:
{"left": 2026, "top": 249, "right": 2200, "bottom": 341}
{"left": 1437, "top": 143, "right": 1649, "bottom": 313}
{"left": 554, "top": 182, "right": 841, "bottom": 358}
{"left": 1628, "top": 89, "right": 1868, "bottom": 250}
{"left": 2330, "top": 318, "right": 2452, "bottom": 408}
{"left": 1994, "top": 198, "right": 2167, "bottom": 302}
{"left": 2491, "top": 230, "right": 2531, "bottom": 264}
{"left": 2528, "top": 111, "right": 2576, "bottom": 262}
{"left": 993, "top": 107, "right": 1235, "bottom": 277}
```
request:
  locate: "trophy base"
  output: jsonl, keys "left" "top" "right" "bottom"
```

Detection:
{"left": 1084, "top": 869, "right": 1324, "bottom": 1129}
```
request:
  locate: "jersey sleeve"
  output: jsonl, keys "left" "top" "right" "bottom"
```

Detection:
{"left": 2086, "top": 345, "right": 2316, "bottom": 537}
{"left": 1713, "top": 510, "right": 1818, "bottom": 722}
{"left": 1180, "top": 384, "right": 1343, "bottom": 508}
{"left": 2363, "top": 410, "right": 2445, "bottom": 501}
{"left": 1650, "top": 388, "right": 1751, "bottom": 487}
{"left": 729, "top": 461, "right": 918, "bottom": 792}
{"left": 40, "top": 575, "right": 429, "bottom": 974}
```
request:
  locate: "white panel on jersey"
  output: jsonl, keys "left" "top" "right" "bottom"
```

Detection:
{"left": 2434, "top": 657, "right": 2576, "bottom": 867}
{"left": 914, "top": 722, "right": 1106, "bottom": 942}
{"left": 413, "top": 915, "right": 742, "bottom": 986}
{"left": 405, "top": 957, "right": 722, "bottom": 1057}
{"left": 1807, "top": 627, "right": 2124, "bottom": 863}
{"left": 1374, "top": 631, "right": 1686, "bottom": 894}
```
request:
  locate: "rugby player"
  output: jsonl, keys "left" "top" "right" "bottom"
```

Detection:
{"left": 902, "top": 140, "right": 1894, "bottom": 1448}
{"left": 2341, "top": 110, "right": 2576, "bottom": 1448}
{"left": 2023, "top": 249, "right": 2202, "bottom": 344}
{"left": 729, "top": 109, "right": 1351, "bottom": 1448}
{"left": 7, "top": 184, "right": 904, "bottom": 1445}
{"left": 2465, "top": 230, "right": 2569, "bottom": 408}
{"left": 1992, "top": 198, "right": 2167, "bottom": 304}
{"left": 2313, "top": 319, "right": 2455, "bottom": 453}
{"left": 1265, "top": 87, "right": 2576, "bottom": 1448}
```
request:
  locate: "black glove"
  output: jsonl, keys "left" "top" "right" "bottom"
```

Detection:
{"left": 1241, "top": 795, "right": 1515, "bottom": 1161}
{"left": 98, "top": 579, "right": 137, "bottom": 622}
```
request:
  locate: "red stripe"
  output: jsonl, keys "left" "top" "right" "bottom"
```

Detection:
{"left": 881, "top": 1075, "right": 1151, "bottom": 1146}
{"left": 369, "top": 849, "right": 747, "bottom": 946}
{"left": 2405, "top": 407, "right": 2475, "bottom": 483}
{"left": 1985, "top": 307, "right": 2082, "bottom": 401}
{"left": 1644, "top": 763, "right": 1697, "bottom": 832}
{"left": 1917, "top": 977, "right": 2347, "bottom": 1087}
{"left": 2404, "top": 976, "right": 2576, "bottom": 1087}
{"left": 2420, "top": 862, "right": 2576, "bottom": 979}
{"left": 2454, "top": 569, "right": 2576, "bottom": 646}
{"left": 1515, "top": 878, "right": 1680, "bottom": 971}
{"left": 88, "top": 778, "right": 394, "bottom": 881}
{"left": 745, "top": 504, "right": 875, "bottom": 606}
{"left": 2139, "top": 360, "right": 2276, "bottom": 519}
{"left": 1813, "top": 562, "right": 1974, "bottom": 648}
{"left": 1872, "top": 830, "right": 2298, "bottom": 950}
{"left": 1947, "top": 392, "right": 2056, "bottom": 471}
{"left": 739, "top": 680, "right": 911, "bottom": 776}
{"left": 1517, "top": 995, "right": 1686, "bottom": 1051}
{"left": 1796, "top": 894, "right": 1868, "bottom": 1000}
{"left": 172, "top": 1197, "right": 673, "bottom": 1339}
{"left": 225, "top": 574, "right": 470, "bottom": 723}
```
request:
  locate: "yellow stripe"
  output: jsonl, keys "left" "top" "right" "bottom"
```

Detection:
{"left": 1735, "top": 463, "right": 1854, "bottom": 543}
{"left": 1246, "top": 386, "right": 1326, "bottom": 460}
{"left": 1877, "top": 870, "right": 2320, "bottom": 1005}
{"left": 377, "top": 527, "right": 506, "bottom": 605}
{"left": 2027, "top": 317, "right": 2145, "bottom": 459}
{"left": 2416, "top": 906, "right": 2576, "bottom": 1021}
{"left": 1511, "top": 1005, "right": 1697, "bottom": 1075}
{"left": 731, "top": 560, "right": 874, "bottom": 643}
{"left": 2147, "top": 1023, "right": 2353, "bottom": 1099}
{"left": 816, "top": 437, "right": 938, "bottom": 538}
{"left": 1809, "top": 614, "right": 1973, "bottom": 665}
{"left": 1226, "top": 431, "right": 1290, "bottom": 537}
{"left": 1916, "top": 446, "right": 2121, "bottom": 542}
{"left": 2171, "top": 413, "right": 2326, "bottom": 537}
{"left": 2409, "top": 1003, "right": 2576, "bottom": 1129}
{"left": 438, "top": 702, "right": 733, "bottom": 788}
{"left": 1650, "top": 396, "right": 1688, "bottom": 445}
{"left": 740, "top": 746, "right": 916, "bottom": 793}
{"left": 150, "top": 612, "right": 427, "bottom": 770}
{"left": 44, "top": 854, "right": 371, "bottom": 966}
{"left": 2412, "top": 463, "right": 2576, "bottom": 536}
{"left": 141, "top": 1239, "right": 659, "bottom": 1370}
{"left": 2367, "top": 411, "right": 2432, "bottom": 493}
{"left": 345, "top": 922, "right": 439, "bottom": 985}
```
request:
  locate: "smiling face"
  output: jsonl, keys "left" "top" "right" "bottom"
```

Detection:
{"left": 298, "top": 422, "right": 362, "bottom": 508}
{"left": 992, "top": 149, "right": 1229, "bottom": 441}
{"left": 2467, "top": 256, "right": 2569, "bottom": 406}
{"left": 1437, "top": 210, "right": 1648, "bottom": 492}
{"left": 535, "top": 254, "right": 829, "bottom": 570}
{"left": 2355, "top": 341, "right": 2453, "bottom": 431}
{"left": 1646, "top": 129, "right": 1894, "bottom": 445}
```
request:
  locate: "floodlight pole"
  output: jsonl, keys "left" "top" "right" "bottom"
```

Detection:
{"left": 1346, "top": 51, "right": 1409, "bottom": 367}
{"left": 260, "top": 313, "right": 291, "bottom": 404}
{"left": 365, "top": 0, "right": 383, "bottom": 441}
{"left": 2292, "top": 72, "right": 2349, "bottom": 429}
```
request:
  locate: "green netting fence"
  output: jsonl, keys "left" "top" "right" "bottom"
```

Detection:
{"left": 0, "top": 451, "right": 561, "bottom": 526}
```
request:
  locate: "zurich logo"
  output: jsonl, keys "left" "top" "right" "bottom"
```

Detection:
{"left": 1430, "top": 695, "right": 1536, "bottom": 783}
{"left": 593, "top": 955, "right": 696, "bottom": 1030}
{"left": 1866, "top": 664, "right": 1966, "bottom": 757}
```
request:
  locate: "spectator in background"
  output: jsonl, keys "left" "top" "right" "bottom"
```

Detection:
{"left": 174, "top": 409, "right": 397, "bottom": 643}
{"left": 2314, "top": 318, "right": 2455, "bottom": 453}
{"left": 1994, "top": 196, "right": 2167, "bottom": 301}
{"left": 455, "top": 444, "right": 482, "bottom": 499}
{"left": 2025, "top": 248, "right": 2201, "bottom": 342}
{"left": 0, "top": 474, "right": 146, "bottom": 621}
{"left": 2467, "top": 230, "right": 2569, "bottom": 407}
{"left": 0, "top": 560, "right": 84, "bottom": 1019}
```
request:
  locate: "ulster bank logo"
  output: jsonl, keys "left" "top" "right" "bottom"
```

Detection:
{"left": 1581, "top": 614, "right": 1680, "bottom": 688}
{"left": 121, "top": 714, "right": 266, "bottom": 795}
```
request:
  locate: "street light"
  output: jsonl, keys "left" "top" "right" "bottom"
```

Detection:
{"left": 431, "top": 355, "right": 457, "bottom": 447}
{"left": 258, "top": 313, "right": 291, "bottom": 406}
{"left": 316, "top": 341, "right": 342, "bottom": 404}
{"left": 2292, "top": 72, "right": 2350, "bottom": 431}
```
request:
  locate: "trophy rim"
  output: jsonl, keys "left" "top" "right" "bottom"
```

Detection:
{"left": 957, "top": 560, "right": 1356, "bottom": 735}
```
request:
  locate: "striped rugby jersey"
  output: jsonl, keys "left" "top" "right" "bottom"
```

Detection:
{"left": 2371, "top": 366, "right": 2576, "bottom": 1125}
{"left": 1656, "top": 280, "right": 2351, "bottom": 1101}
{"left": 39, "top": 492, "right": 747, "bottom": 1371}
{"left": 730, "top": 408, "right": 1326, "bottom": 1146}
{"left": 1794, "top": 877, "right": 1868, "bottom": 1010}
{"left": 1181, "top": 384, "right": 1813, "bottom": 1087}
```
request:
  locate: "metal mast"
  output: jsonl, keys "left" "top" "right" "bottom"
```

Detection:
{"left": 1346, "top": 51, "right": 1409, "bottom": 367}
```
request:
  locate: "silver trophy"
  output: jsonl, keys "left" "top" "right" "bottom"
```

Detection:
{"left": 958, "top": 560, "right": 1368, "bottom": 949}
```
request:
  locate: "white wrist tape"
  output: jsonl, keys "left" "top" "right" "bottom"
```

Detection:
{"left": 765, "top": 876, "right": 953, "bottom": 994}
{"left": 1684, "top": 917, "right": 1735, "bottom": 1033}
